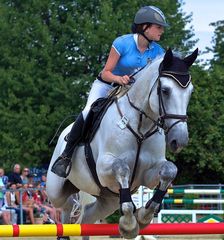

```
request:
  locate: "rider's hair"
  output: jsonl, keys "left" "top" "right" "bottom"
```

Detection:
{"left": 131, "top": 23, "right": 152, "bottom": 34}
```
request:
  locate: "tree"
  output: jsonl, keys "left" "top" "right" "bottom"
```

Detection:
{"left": 209, "top": 20, "right": 224, "bottom": 66}
{"left": 170, "top": 18, "right": 224, "bottom": 184}
{"left": 0, "top": 0, "right": 196, "bottom": 172}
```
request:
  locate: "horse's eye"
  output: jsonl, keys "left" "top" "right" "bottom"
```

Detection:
{"left": 161, "top": 87, "right": 170, "bottom": 96}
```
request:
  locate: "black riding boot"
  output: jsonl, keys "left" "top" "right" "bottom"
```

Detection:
{"left": 51, "top": 113, "right": 84, "bottom": 178}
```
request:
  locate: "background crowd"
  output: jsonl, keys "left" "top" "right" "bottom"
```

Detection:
{"left": 0, "top": 164, "right": 61, "bottom": 224}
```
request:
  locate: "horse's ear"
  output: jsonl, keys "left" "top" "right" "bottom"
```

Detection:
{"left": 183, "top": 48, "right": 198, "bottom": 67}
{"left": 163, "top": 48, "right": 173, "bottom": 68}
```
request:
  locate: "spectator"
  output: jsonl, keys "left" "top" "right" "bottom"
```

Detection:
{"left": 8, "top": 164, "right": 23, "bottom": 188}
{"left": 33, "top": 182, "right": 56, "bottom": 223}
{"left": 20, "top": 168, "right": 30, "bottom": 185}
{"left": 0, "top": 168, "right": 8, "bottom": 207}
{"left": 3, "top": 183, "right": 26, "bottom": 224}
{"left": 40, "top": 174, "right": 47, "bottom": 188}
{"left": 39, "top": 175, "right": 48, "bottom": 203}
{"left": 55, "top": 208, "right": 62, "bottom": 223}
{"left": 0, "top": 208, "right": 11, "bottom": 224}
{"left": 27, "top": 173, "right": 36, "bottom": 185}
{"left": 19, "top": 183, "right": 35, "bottom": 224}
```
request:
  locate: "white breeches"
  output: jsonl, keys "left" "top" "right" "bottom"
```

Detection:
{"left": 82, "top": 79, "right": 114, "bottom": 119}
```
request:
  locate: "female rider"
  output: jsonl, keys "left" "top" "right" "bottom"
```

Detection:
{"left": 51, "top": 5, "right": 169, "bottom": 178}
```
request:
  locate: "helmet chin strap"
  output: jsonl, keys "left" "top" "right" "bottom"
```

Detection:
{"left": 138, "top": 25, "right": 152, "bottom": 43}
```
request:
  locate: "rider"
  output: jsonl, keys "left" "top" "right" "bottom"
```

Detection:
{"left": 51, "top": 5, "right": 169, "bottom": 178}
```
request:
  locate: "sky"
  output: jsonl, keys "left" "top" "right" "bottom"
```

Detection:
{"left": 181, "top": 0, "right": 224, "bottom": 61}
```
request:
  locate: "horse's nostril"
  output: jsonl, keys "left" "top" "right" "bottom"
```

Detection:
{"left": 170, "top": 139, "right": 183, "bottom": 153}
{"left": 171, "top": 140, "right": 178, "bottom": 151}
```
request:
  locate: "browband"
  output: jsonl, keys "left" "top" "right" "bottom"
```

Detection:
{"left": 161, "top": 71, "right": 191, "bottom": 88}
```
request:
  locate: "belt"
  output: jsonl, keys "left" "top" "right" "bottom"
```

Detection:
{"left": 97, "top": 74, "right": 119, "bottom": 88}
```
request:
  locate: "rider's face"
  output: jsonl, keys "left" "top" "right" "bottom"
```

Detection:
{"left": 144, "top": 24, "right": 164, "bottom": 41}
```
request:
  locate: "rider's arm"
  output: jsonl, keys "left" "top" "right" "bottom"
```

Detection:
{"left": 101, "top": 47, "right": 130, "bottom": 85}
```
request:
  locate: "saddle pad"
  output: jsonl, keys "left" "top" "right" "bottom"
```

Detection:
{"left": 82, "top": 85, "right": 133, "bottom": 142}
{"left": 82, "top": 98, "right": 115, "bottom": 143}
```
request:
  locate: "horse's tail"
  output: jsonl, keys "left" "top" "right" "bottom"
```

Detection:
{"left": 73, "top": 191, "right": 96, "bottom": 223}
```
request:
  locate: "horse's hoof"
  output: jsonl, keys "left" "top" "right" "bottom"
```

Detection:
{"left": 135, "top": 207, "right": 154, "bottom": 229}
{"left": 119, "top": 215, "right": 139, "bottom": 239}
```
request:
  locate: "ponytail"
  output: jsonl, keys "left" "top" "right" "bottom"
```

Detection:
{"left": 131, "top": 23, "right": 138, "bottom": 33}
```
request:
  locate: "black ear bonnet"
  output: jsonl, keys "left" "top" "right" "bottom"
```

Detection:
{"left": 159, "top": 48, "right": 198, "bottom": 88}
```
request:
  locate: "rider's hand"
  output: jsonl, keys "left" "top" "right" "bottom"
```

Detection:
{"left": 116, "top": 75, "right": 130, "bottom": 85}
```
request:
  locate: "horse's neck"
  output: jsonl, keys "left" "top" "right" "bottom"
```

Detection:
{"left": 127, "top": 68, "right": 158, "bottom": 122}
{"left": 114, "top": 60, "right": 161, "bottom": 133}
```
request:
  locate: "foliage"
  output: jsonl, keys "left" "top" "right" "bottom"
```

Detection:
{"left": 209, "top": 20, "right": 224, "bottom": 66}
{"left": 0, "top": 0, "right": 194, "bottom": 172}
{"left": 169, "top": 20, "right": 224, "bottom": 184}
{"left": 0, "top": 0, "right": 224, "bottom": 185}
{"left": 106, "top": 209, "right": 120, "bottom": 223}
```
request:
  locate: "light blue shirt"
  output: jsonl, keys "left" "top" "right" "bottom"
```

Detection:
{"left": 112, "top": 34, "right": 164, "bottom": 76}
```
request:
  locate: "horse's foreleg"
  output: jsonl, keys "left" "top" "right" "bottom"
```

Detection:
{"left": 112, "top": 159, "right": 139, "bottom": 239}
{"left": 60, "top": 195, "right": 74, "bottom": 223}
{"left": 136, "top": 160, "right": 177, "bottom": 228}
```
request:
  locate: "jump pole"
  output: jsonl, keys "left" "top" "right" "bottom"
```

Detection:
{"left": 0, "top": 223, "right": 224, "bottom": 237}
{"left": 163, "top": 199, "right": 224, "bottom": 204}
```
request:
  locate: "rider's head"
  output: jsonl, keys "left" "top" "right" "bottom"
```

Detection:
{"left": 131, "top": 6, "right": 169, "bottom": 42}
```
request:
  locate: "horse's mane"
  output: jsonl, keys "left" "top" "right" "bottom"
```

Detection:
{"left": 133, "top": 50, "right": 184, "bottom": 82}
{"left": 133, "top": 54, "right": 164, "bottom": 82}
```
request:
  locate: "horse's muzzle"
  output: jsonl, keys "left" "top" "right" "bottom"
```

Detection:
{"left": 166, "top": 122, "right": 189, "bottom": 153}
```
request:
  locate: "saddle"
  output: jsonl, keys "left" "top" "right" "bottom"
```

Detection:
{"left": 82, "top": 96, "right": 114, "bottom": 143}
{"left": 81, "top": 85, "right": 131, "bottom": 143}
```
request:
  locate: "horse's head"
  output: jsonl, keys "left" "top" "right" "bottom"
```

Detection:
{"left": 149, "top": 48, "right": 198, "bottom": 153}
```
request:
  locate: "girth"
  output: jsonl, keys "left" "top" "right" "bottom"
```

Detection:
{"left": 84, "top": 141, "right": 138, "bottom": 196}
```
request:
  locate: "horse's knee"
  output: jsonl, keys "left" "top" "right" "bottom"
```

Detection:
{"left": 112, "top": 158, "right": 130, "bottom": 187}
{"left": 112, "top": 158, "right": 130, "bottom": 176}
{"left": 159, "top": 161, "right": 177, "bottom": 182}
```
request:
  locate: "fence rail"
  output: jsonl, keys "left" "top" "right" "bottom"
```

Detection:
{"left": 0, "top": 223, "right": 224, "bottom": 237}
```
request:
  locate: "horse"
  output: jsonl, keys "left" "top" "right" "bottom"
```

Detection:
{"left": 46, "top": 48, "right": 198, "bottom": 239}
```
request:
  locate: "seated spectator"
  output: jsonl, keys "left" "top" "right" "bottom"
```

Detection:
{"left": 3, "top": 183, "right": 26, "bottom": 224}
{"left": 0, "top": 168, "right": 8, "bottom": 207}
{"left": 8, "top": 164, "right": 23, "bottom": 188}
{"left": 0, "top": 208, "right": 11, "bottom": 224}
{"left": 20, "top": 168, "right": 30, "bottom": 185}
{"left": 27, "top": 173, "right": 36, "bottom": 185}
{"left": 38, "top": 175, "right": 61, "bottom": 223}
{"left": 19, "top": 183, "right": 35, "bottom": 224}
{"left": 55, "top": 208, "right": 62, "bottom": 223}
{"left": 40, "top": 174, "right": 47, "bottom": 188}
{"left": 32, "top": 182, "right": 56, "bottom": 223}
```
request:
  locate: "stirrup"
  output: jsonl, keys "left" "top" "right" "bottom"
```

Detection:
{"left": 51, "top": 155, "right": 72, "bottom": 178}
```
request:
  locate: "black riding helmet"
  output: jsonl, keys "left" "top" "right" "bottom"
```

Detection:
{"left": 132, "top": 6, "right": 169, "bottom": 42}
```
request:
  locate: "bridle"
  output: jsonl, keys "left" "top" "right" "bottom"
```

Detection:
{"left": 123, "top": 69, "right": 190, "bottom": 138}
{"left": 156, "top": 70, "right": 190, "bottom": 134}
